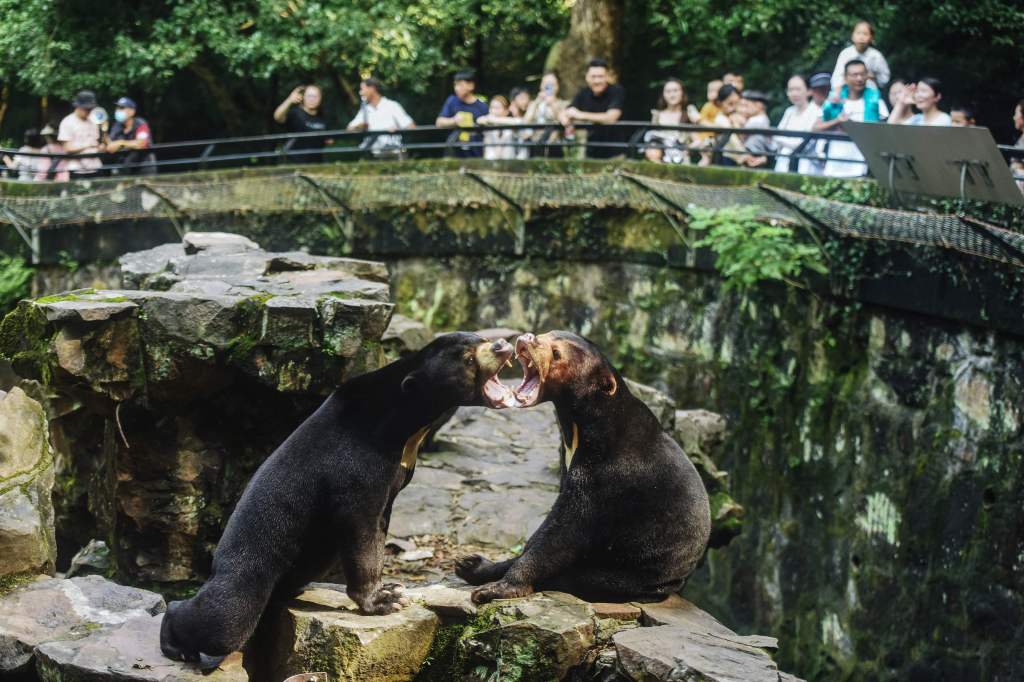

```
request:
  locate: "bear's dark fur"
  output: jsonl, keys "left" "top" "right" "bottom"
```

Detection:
{"left": 161, "top": 332, "right": 514, "bottom": 667}
{"left": 456, "top": 331, "right": 711, "bottom": 604}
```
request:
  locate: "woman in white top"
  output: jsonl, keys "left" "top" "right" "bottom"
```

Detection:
{"left": 644, "top": 78, "right": 692, "bottom": 164}
{"left": 830, "top": 21, "right": 890, "bottom": 91}
{"left": 888, "top": 78, "right": 952, "bottom": 126}
{"left": 774, "top": 75, "right": 822, "bottom": 173}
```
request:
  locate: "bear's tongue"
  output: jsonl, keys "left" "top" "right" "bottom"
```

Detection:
{"left": 484, "top": 375, "right": 519, "bottom": 408}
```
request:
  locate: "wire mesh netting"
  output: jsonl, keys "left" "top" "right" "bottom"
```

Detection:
{"left": 1, "top": 170, "right": 1022, "bottom": 268}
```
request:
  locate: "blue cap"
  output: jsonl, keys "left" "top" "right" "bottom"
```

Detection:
{"left": 115, "top": 96, "right": 137, "bottom": 109}
{"left": 808, "top": 73, "right": 831, "bottom": 89}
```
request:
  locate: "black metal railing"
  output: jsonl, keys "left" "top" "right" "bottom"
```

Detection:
{"left": 1, "top": 121, "right": 1023, "bottom": 181}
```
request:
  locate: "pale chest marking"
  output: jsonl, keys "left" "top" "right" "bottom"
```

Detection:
{"left": 401, "top": 426, "right": 431, "bottom": 470}
{"left": 563, "top": 422, "right": 579, "bottom": 470}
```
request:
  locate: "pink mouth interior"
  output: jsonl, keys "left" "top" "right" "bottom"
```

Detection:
{"left": 513, "top": 351, "right": 542, "bottom": 407}
{"left": 483, "top": 372, "right": 519, "bottom": 408}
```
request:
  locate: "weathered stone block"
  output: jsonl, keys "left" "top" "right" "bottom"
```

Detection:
{"left": 268, "top": 587, "right": 439, "bottom": 682}
{"left": 458, "top": 592, "right": 597, "bottom": 681}
{"left": 0, "top": 575, "right": 164, "bottom": 675}
{"left": 0, "top": 387, "right": 56, "bottom": 579}
{"left": 35, "top": 613, "right": 247, "bottom": 682}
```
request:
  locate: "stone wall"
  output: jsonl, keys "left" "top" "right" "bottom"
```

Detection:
{"left": 385, "top": 255, "right": 1024, "bottom": 681}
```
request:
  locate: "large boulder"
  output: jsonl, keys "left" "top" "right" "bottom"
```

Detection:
{"left": 0, "top": 387, "right": 56, "bottom": 580}
{"left": 0, "top": 575, "right": 165, "bottom": 676}
{"left": 0, "top": 234, "right": 395, "bottom": 587}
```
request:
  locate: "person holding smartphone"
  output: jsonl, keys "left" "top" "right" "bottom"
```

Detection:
{"left": 274, "top": 84, "right": 330, "bottom": 164}
{"left": 523, "top": 72, "right": 567, "bottom": 157}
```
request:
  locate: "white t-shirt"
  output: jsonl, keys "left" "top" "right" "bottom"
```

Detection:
{"left": 347, "top": 97, "right": 413, "bottom": 150}
{"left": 774, "top": 102, "right": 822, "bottom": 173}
{"left": 904, "top": 112, "right": 952, "bottom": 127}
{"left": 823, "top": 97, "right": 889, "bottom": 178}
{"left": 57, "top": 113, "right": 102, "bottom": 172}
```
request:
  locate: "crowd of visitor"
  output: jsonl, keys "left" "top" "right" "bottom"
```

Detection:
{"left": 4, "top": 19, "right": 1024, "bottom": 184}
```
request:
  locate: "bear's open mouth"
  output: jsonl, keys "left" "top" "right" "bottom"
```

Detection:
{"left": 514, "top": 346, "right": 543, "bottom": 407}
{"left": 482, "top": 361, "right": 519, "bottom": 408}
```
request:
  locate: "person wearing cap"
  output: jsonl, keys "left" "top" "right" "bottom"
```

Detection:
{"left": 57, "top": 90, "right": 104, "bottom": 176}
{"left": 737, "top": 90, "right": 773, "bottom": 167}
{"left": 107, "top": 97, "right": 156, "bottom": 176}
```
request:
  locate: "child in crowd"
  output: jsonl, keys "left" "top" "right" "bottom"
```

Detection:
{"left": 509, "top": 87, "right": 532, "bottom": 118}
{"left": 737, "top": 91, "right": 772, "bottom": 167}
{"left": 1, "top": 128, "right": 48, "bottom": 181}
{"left": 888, "top": 78, "right": 951, "bottom": 126}
{"left": 830, "top": 20, "right": 890, "bottom": 91}
{"left": 643, "top": 78, "right": 692, "bottom": 164}
{"left": 774, "top": 75, "right": 822, "bottom": 173}
{"left": 479, "top": 94, "right": 525, "bottom": 160}
{"left": 950, "top": 105, "right": 976, "bottom": 127}
{"left": 436, "top": 69, "right": 490, "bottom": 157}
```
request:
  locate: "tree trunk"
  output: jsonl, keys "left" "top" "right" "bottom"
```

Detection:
{"left": 544, "top": 0, "right": 624, "bottom": 98}
{"left": 189, "top": 61, "right": 245, "bottom": 135}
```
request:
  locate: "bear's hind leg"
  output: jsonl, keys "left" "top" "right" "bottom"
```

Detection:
{"left": 454, "top": 555, "right": 514, "bottom": 585}
{"left": 537, "top": 566, "right": 673, "bottom": 604}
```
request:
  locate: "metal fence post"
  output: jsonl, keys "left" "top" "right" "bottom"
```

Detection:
{"left": 295, "top": 173, "right": 356, "bottom": 253}
{"left": 460, "top": 168, "right": 526, "bottom": 255}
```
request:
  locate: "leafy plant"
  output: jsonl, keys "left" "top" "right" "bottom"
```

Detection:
{"left": 687, "top": 205, "right": 828, "bottom": 293}
{"left": 0, "top": 255, "right": 32, "bottom": 318}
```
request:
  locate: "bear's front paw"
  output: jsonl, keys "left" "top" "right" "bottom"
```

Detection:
{"left": 454, "top": 554, "right": 494, "bottom": 585}
{"left": 471, "top": 581, "right": 533, "bottom": 604}
{"left": 357, "top": 583, "right": 409, "bottom": 615}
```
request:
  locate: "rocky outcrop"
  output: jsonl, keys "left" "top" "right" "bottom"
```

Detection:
{"left": 0, "top": 235, "right": 394, "bottom": 586}
{"left": 0, "top": 387, "right": 56, "bottom": 580}
{"left": 0, "top": 575, "right": 165, "bottom": 676}
{"left": 256, "top": 585, "right": 799, "bottom": 682}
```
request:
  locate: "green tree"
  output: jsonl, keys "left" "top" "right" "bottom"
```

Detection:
{"left": 0, "top": 0, "right": 569, "bottom": 137}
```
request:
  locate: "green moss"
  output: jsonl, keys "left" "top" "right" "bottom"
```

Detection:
{"left": 0, "top": 572, "right": 37, "bottom": 597}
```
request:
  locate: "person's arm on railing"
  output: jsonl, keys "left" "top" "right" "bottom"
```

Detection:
{"left": 274, "top": 87, "right": 303, "bottom": 124}
{"left": 559, "top": 107, "right": 622, "bottom": 126}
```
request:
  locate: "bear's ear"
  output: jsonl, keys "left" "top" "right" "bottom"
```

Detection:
{"left": 401, "top": 372, "right": 419, "bottom": 394}
{"left": 597, "top": 367, "right": 617, "bottom": 397}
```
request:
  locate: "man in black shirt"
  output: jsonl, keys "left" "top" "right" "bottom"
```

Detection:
{"left": 273, "top": 84, "right": 330, "bottom": 164}
{"left": 560, "top": 59, "right": 625, "bottom": 159}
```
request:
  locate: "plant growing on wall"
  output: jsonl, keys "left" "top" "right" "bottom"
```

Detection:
{"left": 687, "top": 205, "right": 827, "bottom": 294}
{"left": 0, "top": 255, "right": 31, "bottom": 318}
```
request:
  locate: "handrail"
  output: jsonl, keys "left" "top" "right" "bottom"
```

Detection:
{"left": 1, "top": 121, "right": 1021, "bottom": 181}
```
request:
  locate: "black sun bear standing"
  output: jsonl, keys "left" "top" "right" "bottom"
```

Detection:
{"left": 456, "top": 331, "right": 712, "bottom": 603}
{"left": 161, "top": 332, "right": 517, "bottom": 667}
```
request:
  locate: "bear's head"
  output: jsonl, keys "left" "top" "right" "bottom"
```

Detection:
{"left": 402, "top": 332, "right": 518, "bottom": 408}
{"left": 512, "top": 331, "right": 618, "bottom": 407}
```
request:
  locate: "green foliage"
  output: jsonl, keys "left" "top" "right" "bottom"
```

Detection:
{"left": 626, "top": 0, "right": 1024, "bottom": 133}
{"left": 0, "top": 255, "right": 32, "bottom": 317}
{"left": 688, "top": 205, "right": 827, "bottom": 293}
{"left": 0, "top": 0, "right": 569, "bottom": 134}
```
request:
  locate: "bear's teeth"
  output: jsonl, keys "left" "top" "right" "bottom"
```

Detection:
{"left": 527, "top": 360, "right": 534, "bottom": 369}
